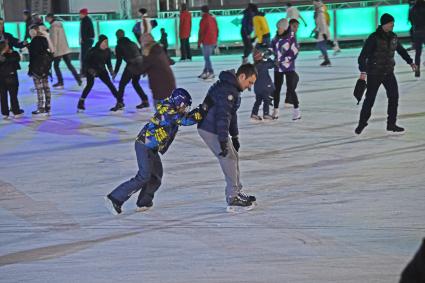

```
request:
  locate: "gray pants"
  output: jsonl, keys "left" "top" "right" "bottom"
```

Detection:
{"left": 198, "top": 129, "right": 242, "bottom": 202}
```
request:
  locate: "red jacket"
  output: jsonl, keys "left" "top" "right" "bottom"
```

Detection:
{"left": 179, "top": 11, "right": 192, "bottom": 39}
{"left": 198, "top": 13, "right": 218, "bottom": 46}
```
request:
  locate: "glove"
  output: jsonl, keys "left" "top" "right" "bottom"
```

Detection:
{"left": 218, "top": 141, "right": 228, "bottom": 157}
{"left": 323, "top": 34, "right": 328, "bottom": 41}
{"left": 111, "top": 73, "right": 117, "bottom": 81}
{"left": 231, "top": 136, "right": 240, "bottom": 152}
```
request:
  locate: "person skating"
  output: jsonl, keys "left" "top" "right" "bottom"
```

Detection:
{"left": 138, "top": 34, "right": 176, "bottom": 106}
{"left": 286, "top": 2, "right": 307, "bottom": 27}
{"left": 271, "top": 19, "right": 301, "bottom": 120}
{"left": 179, "top": 3, "right": 192, "bottom": 62}
{"left": 77, "top": 35, "right": 121, "bottom": 112}
{"left": 105, "top": 88, "right": 210, "bottom": 215}
{"left": 355, "top": 13, "right": 417, "bottom": 135}
{"left": 313, "top": 0, "right": 331, "bottom": 66}
{"left": 0, "top": 18, "right": 27, "bottom": 50}
{"left": 241, "top": 4, "right": 256, "bottom": 64}
{"left": 0, "top": 41, "right": 24, "bottom": 119}
{"left": 410, "top": 0, "right": 425, "bottom": 77}
{"left": 198, "top": 5, "right": 218, "bottom": 80}
{"left": 250, "top": 49, "right": 274, "bottom": 121}
{"left": 197, "top": 64, "right": 258, "bottom": 212}
{"left": 28, "top": 25, "right": 53, "bottom": 116}
{"left": 79, "top": 9, "right": 95, "bottom": 77}
{"left": 46, "top": 13, "right": 82, "bottom": 89}
{"left": 113, "top": 29, "right": 149, "bottom": 110}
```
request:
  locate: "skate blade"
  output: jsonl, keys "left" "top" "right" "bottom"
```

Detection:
{"left": 387, "top": 131, "right": 405, "bottom": 136}
{"left": 135, "top": 206, "right": 152, "bottom": 213}
{"left": 292, "top": 117, "right": 301, "bottom": 121}
{"left": 104, "top": 196, "right": 119, "bottom": 216}
{"left": 226, "top": 202, "right": 257, "bottom": 213}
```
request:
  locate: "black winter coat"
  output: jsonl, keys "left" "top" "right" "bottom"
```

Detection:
{"left": 358, "top": 26, "right": 412, "bottom": 75}
{"left": 410, "top": 2, "right": 425, "bottom": 33}
{"left": 28, "top": 36, "right": 53, "bottom": 77}
{"left": 85, "top": 45, "right": 113, "bottom": 75}
{"left": 80, "top": 16, "right": 95, "bottom": 42}
{"left": 0, "top": 51, "right": 20, "bottom": 76}
{"left": 114, "top": 37, "right": 142, "bottom": 74}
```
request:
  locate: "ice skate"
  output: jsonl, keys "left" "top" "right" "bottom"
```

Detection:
{"left": 52, "top": 82, "right": 64, "bottom": 89}
{"left": 272, "top": 108, "right": 280, "bottom": 120}
{"left": 250, "top": 114, "right": 262, "bottom": 122}
{"left": 226, "top": 195, "right": 256, "bottom": 213}
{"left": 77, "top": 99, "right": 85, "bottom": 112}
{"left": 110, "top": 102, "right": 125, "bottom": 112}
{"left": 104, "top": 195, "right": 122, "bottom": 215}
{"left": 135, "top": 201, "right": 153, "bottom": 213}
{"left": 387, "top": 124, "right": 405, "bottom": 135}
{"left": 292, "top": 108, "right": 301, "bottom": 121}
{"left": 263, "top": 114, "right": 273, "bottom": 121}
{"left": 136, "top": 101, "right": 150, "bottom": 109}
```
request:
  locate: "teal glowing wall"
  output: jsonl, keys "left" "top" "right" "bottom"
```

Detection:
{"left": 3, "top": 4, "right": 411, "bottom": 50}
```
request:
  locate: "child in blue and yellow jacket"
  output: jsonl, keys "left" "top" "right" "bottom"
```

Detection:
{"left": 105, "top": 88, "right": 210, "bottom": 215}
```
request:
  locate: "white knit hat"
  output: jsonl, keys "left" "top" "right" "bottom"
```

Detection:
{"left": 276, "top": 18, "right": 289, "bottom": 30}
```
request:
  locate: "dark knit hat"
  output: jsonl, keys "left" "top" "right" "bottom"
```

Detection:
{"left": 98, "top": 34, "right": 108, "bottom": 43}
{"left": 380, "top": 13, "right": 394, "bottom": 25}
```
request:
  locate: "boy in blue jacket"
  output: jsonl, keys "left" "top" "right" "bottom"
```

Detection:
{"left": 105, "top": 88, "right": 210, "bottom": 215}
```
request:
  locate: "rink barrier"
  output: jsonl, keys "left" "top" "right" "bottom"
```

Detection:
{"left": 4, "top": 4, "right": 410, "bottom": 51}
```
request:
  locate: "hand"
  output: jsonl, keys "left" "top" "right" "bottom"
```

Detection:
{"left": 218, "top": 141, "right": 228, "bottom": 157}
{"left": 359, "top": 73, "right": 367, "bottom": 81}
{"left": 410, "top": 63, "right": 417, "bottom": 72}
{"left": 231, "top": 136, "right": 240, "bottom": 152}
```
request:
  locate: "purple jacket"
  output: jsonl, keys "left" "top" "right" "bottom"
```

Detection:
{"left": 271, "top": 31, "right": 299, "bottom": 73}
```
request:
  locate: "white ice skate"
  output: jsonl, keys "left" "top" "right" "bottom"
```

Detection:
{"left": 292, "top": 108, "right": 301, "bottom": 121}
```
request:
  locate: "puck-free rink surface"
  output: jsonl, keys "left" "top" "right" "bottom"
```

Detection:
{"left": 0, "top": 50, "right": 424, "bottom": 282}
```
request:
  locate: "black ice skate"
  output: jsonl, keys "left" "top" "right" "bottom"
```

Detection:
{"left": 136, "top": 101, "right": 150, "bottom": 109}
{"left": 238, "top": 190, "right": 256, "bottom": 202}
{"left": 110, "top": 102, "right": 125, "bottom": 112}
{"left": 226, "top": 195, "right": 256, "bottom": 213}
{"left": 355, "top": 123, "right": 368, "bottom": 135}
{"left": 104, "top": 194, "right": 122, "bottom": 215}
{"left": 387, "top": 124, "right": 405, "bottom": 134}
{"left": 77, "top": 99, "right": 85, "bottom": 112}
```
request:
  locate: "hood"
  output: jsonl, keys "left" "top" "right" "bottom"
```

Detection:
{"left": 219, "top": 70, "right": 242, "bottom": 92}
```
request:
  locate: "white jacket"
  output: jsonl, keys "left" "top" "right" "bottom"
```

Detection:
{"left": 49, "top": 20, "right": 71, "bottom": 57}
{"left": 314, "top": 3, "right": 330, "bottom": 42}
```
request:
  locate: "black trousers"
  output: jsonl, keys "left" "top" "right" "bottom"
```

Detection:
{"left": 273, "top": 71, "right": 300, "bottom": 109}
{"left": 414, "top": 31, "right": 425, "bottom": 66}
{"left": 118, "top": 66, "right": 148, "bottom": 102}
{"left": 241, "top": 32, "right": 253, "bottom": 59}
{"left": 359, "top": 72, "right": 399, "bottom": 126}
{"left": 80, "top": 39, "right": 94, "bottom": 76}
{"left": 54, "top": 54, "right": 80, "bottom": 84}
{"left": 0, "top": 73, "right": 20, "bottom": 116}
{"left": 180, "top": 38, "right": 192, "bottom": 60}
{"left": 81, "top": 70, "right": 119, "bottom": 102}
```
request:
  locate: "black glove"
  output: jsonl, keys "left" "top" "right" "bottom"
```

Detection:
{"left": 218, "top": 141, "right": 228, "bottom": 157}
{"left": 323, "top": 34, "right": 328, "bottom": 41}
{"left": 231, "top": 136, "right": 240, "bottom": 152}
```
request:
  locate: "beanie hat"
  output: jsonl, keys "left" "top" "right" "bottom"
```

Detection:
{"left": 380, "top": 13, "right": 394, "bottom": 25}
{"left": 276, "top": 18, "right": 289, "bottom": 30}
{"left": 79, "top": 8, "right": 88, "bottom": 15}
{"left": 98, "top": 34, "right": 108, "bottom": 43}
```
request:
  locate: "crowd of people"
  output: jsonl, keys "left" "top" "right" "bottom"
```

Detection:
{"left": 0, "top": 1, "right": 424, "bottom": 211}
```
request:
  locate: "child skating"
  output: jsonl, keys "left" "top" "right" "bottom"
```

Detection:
{"left": 250, "top": 49, "right": 274, "bottom": 121}
{"left": 105, "top": 88, "right": 210, "bottom": 215}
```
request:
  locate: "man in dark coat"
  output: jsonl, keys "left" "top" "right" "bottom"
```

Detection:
{"left": 79, "top": 8, "right": 95, "bottom": 77}
{"left": 355, "top": 13, "right": 416, "bottom": 135}
{"left": 197, "top": 64, "right": 258, "bottom": 212}
{"left": 410, "top": 0, "right": 425, "bottom": 77}
{"left": 0, "top": 18, "right": 27, "bottom": 50}
{"left": 113, "top": 29, "right": 149, "bottom": 109}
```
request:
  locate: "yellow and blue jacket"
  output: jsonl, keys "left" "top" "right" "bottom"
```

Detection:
{"left": 136, "top": 98, "right": 203, "bottom": 154}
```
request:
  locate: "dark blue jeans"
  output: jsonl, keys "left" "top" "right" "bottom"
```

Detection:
{"left": 252, "top": 90, "right": 271, "bottom": 116}
{"left": 109, "top": 142, "right": 163, "bottom": 206}
{"left": 414, "top": 31, "right": 425, "bottom": 66}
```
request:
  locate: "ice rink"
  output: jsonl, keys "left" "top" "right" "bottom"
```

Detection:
{"left": 0, "top": 49, "right": 424, "bottom": 282}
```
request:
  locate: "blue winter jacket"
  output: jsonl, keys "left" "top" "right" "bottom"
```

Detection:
{"left": 241, "top": 9, "right": 254, "bottom": 36}
{"left": 254, "top": 58, "right": 275, "bottom": 94}
{"left": 198, "top": 70, "right": 241, "bottom": 142}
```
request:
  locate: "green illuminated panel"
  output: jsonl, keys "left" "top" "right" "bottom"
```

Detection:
{"left": 378, "top": 4, "right": 410, "bottom": 33}
{"left": 336, "top": 7, "right": 376, "bottom": 37}
{"left": 189, "top": 17, "right": 201, "bottom": 44}
{"left": 4, "top": 22, "right": 19, "bottom": 39}
{"left": 152, "top": 18, "right": 176, "bottom": 47}
{"left": 63, "top": 21, "right": 83, "bottom": 49}
{"left": 99, "top": 20, "right": 137, "bottom": 47}
{"left": 18, "top": 22, "right": 27, "bottom": 41}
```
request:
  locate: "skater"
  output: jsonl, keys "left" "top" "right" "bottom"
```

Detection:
{"left": 197, "top": 64, "right": 258, "bottom": 212}
{"left": 113, "top": 29, "right": 149, "bottom": 110}
{"left": 139, "top": 33, "right": 176, "bottom": 105}
{"left": 198, "top": 5, "right": 218, "bottom": 80}
{"left": 313, "top": 0, "right": 331, "bottom": 66}
{"left": 0, "top": 41, "right": 24, "bottom": 119}
{"left": 286, "top": 2, "right": 307, "bottom": 27}
{"left": 355, "top": 13, "right": 417, "bottom": 135}
{"left": 105, "top": 88, "right": 209, "bottom": 214}
{"left": 250, "top": 49, "right": 274, "bottom": 121}
{"left": 77, "top": 35, "right": 121, "bottom": 112}
{"left": 46, "top": 13, "right": 82, "bottom": 89}
{"left": 79, "top": 8, "right": 95, "bottom": 77}
{"left": 28, "top": 25, "right": 53, "bottom": 116}
{"left": 241, "top": 3, "right": 256, "bottom": 64}
{"left": 271, "top": 19, "right": 301, "bottom": 120}
{"left": 0, "top": 18, "right": 27, "bottom": 50}
{"left": 253, "top": 7, "right": 271, "bottom": 48}
{"left": 159, "top": 28, "right": 168, "bottom": 54}
{"left": 410, "top": 0, "right": 425, "bottom": 77}
{"left": 179, "top": 3, "right": 192, "bottom": 62}
{"left": 133, "top": 8, "right": 153, "bottom": 46}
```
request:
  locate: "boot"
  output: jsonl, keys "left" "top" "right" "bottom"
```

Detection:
{"left": 415, "top": 66, "right": 420, "bottom": 78}
{"left": 272, "top": 108, "right": 280, "bottom": 120}
{"left": 77, "top": 98, "right": 85, "bottom": 112}
{"left": 292, "top": 108, "right": 301, "bottom": 121}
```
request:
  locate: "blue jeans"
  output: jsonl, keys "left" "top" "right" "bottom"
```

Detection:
{"left": 252, "top": 90, "right": 271, "bottom": 116}
{"left": 316, "top": 40, "right": 329, "bottom": 59}
{"left": 109, "top": 142, "right": 163, "bottom": 206}
{"left": 202, "top": 45, "right": 215, "bottom": 74}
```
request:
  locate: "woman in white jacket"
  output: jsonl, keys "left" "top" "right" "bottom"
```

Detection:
{"left": 46, "top": 13, "right": 82, "bottom": 89}
{"left": 313, "top": 0, "right": 331, "bottom": 66}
